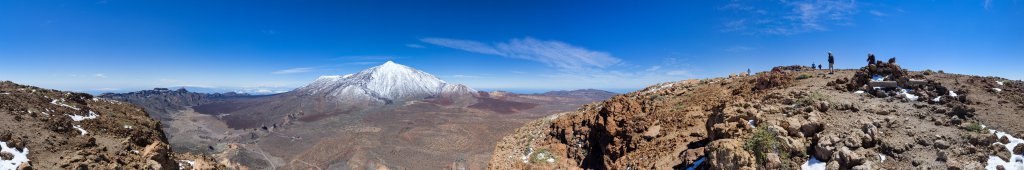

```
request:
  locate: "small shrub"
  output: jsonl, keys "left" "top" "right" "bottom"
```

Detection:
{"left": 753, "top": 68, "right": 792, "bottom": 91}
{"left": 963, "top": 122, "right": 987, "bottom": 133}
{"left": 794, "top": 91, "right": 830, "bottom": 107}
{"left": 923, "top": 69, "right": 935, "bottom": 75}
{"left": 745, "top": 126, "right": 781, "bottom": 166}
{"left": 938, "top": 70, "right": 945, "bottom": 74}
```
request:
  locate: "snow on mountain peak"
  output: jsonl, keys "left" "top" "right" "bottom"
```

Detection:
{"left": 297, "top": 61, "right": 476, "bottom": 103}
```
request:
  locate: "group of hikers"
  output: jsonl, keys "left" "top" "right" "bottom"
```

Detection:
{"left": 811, "top": 51, "right": 837, "bottom": 74}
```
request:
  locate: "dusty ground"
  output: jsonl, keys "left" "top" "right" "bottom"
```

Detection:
{"left": 0, "top": 81, "right": 221, "bottom": 170}
{"left": 105, "top": 88, "right": 611, "bottom": 170}
{"left": 490, "top": 65, "right": 1023, "bottom": 169}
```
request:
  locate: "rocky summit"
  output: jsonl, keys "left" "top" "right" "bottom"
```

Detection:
{"left": 490, "top": 63, "right": 1024, "bottom": 170}
{"left": 0, "top": 81, "right": 222, "bottom": 170}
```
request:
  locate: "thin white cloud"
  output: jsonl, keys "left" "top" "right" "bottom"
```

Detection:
{"left": 449, "top": 75, "right": 484, "bottom": 78}
{"left": 406, "top": 44, "right": 426, "bottom": 48}
{"left": 984, "top": 0, "right": 992, "bottom": 10}
{"left": 721, "top": 0, "right": 858, "bottom": 35}
{"left": 421, "top": 37, "right": 621, "bottom": 71}
{"left": 272, "top": 67, "right": 315, "bottom": 74}
{"left": 420, "top": 38, "right": 505, "bottom": 56}
{"left": 93, "top": 73, "right": 107, "bottom": 78}
{"left": 725, "top": 46, "right": 754, "bottom": 52}
{"left": 869, "top": 10, "right": 887, "bottom": 16}
{"left": 666, "top": 70, "right": 692, "bottom": 76}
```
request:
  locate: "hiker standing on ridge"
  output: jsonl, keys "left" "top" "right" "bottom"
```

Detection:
{"left": 828, "top": 51, "right": 835, "bottom": 74}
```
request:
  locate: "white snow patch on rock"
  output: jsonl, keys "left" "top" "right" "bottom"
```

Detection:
{"left": 69, "top": 110, "right": 99, "bottom": 121}
{"left": 993, "top": 88, "right": 1003, "bottom": 92}
{"left": 179, "top": 160, "right": 196, "bottom": 170}
{"left": 854, "top": 90, "right": 864, "bottom": 94}
{"left": 898, "top": 89, "right": 919, "bottom": 101}
{"left": 997, "top": 81, "right": 1004, "bottom": 86}
{"left": 73, "top": 125, "right": 88, "bottom": 136}
{"left": 949, "top": 91, "right": 958, "bottom": 97}
{"left": 985, "top": 128, "right": 1024, "bottom": 170}
{"left": 51, "top": 99, "right": 80, "bottom": 110}
{"left": 0, "top": 140, "right": 30, "bottom": 169}
{"left": 748, "top": 119, "right": 756, "bottom": 128}
{"left": 802, "top": 156, "right": 827, "bottom": 170}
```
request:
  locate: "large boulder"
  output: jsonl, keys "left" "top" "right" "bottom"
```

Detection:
{"left": 836, "top": 147, "right": 865, "bottom": 168}
{"left": 814, "top": 134, "right": 839, "bottom": 162}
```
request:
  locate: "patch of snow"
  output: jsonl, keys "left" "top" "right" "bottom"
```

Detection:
{"left": 993, "top": 88, "right": 1003, "bottom": 92}
{"left": 801, "top": 156, "right": 827, "bottom": 170}
{"left": 51, "top": 99, "right": 80, "bottom": 110}
{"left": 0, "top": 92, "right": 9, "bottom": 95}
{"left": 932, "top": 96, "right": 942, "bottom": 102}
{"left": 546, "top": 157, "right": 555, "bottom": 163}
{"left": 124, "top": 125, "right": 133, "bottom": 129}
{"left": 949, "top": 91, "right": 958, "bottom": 97}
{"left": 871, "top": 75, "right": 886, "bottom": 82}
{"left": 985, "top": 128, "right": 1024, "bottom": 170}
{"left": 854, "top": 90, "right": 864, "bottom": 94}
{"left": 73, "top": 125, "right": 88, "bottom": 136}
{"left": 69, "top": 110, "right": 99, "bottom": 121}
{"left": 0, "top": 140, "right": 30, "bottom": 169}
{"left": 179, "top": 160, "right": 196, "bottom": 170}
{"left": 879, "top": 154, "right": 886, "bottom": 162}
{"left": 898, "top": 89, "right": 919, "bottom": 101}
{"left": 997, "top": 81, "right": 1004, "bottom": 86}
{"left": 131, "top": 150, "right": 140, "bottom": 154}
{"left": 521, "top": 147, "right": 533, "bottom": 163}
{"left": 748, "top": 120, "right": 756, "bottom": 128}
{"left": 686, "top": 157, "right": 705, "bottom": 170}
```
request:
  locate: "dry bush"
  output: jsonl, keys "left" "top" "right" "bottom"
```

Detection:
{"left": 753, "top": 68, "right": 792, "bottom": 91}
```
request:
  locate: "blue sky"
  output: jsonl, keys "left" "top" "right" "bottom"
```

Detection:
{"left": 1, "top": 0, "right": 1021, "bottom": 94}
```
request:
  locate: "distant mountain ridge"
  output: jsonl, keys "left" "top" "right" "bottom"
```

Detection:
{"left": 536, "top": 89, "right": 618, "bottom": 100}
{"left": 98, "top": 88, "right": 252, "bottom": 120}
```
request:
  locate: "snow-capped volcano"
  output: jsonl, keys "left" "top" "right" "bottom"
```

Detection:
{"left": 296, "top": 61, "right": 477, "bottom": 103}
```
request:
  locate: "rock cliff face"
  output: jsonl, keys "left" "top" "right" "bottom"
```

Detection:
{"left": 490, "top": 65, "right": 1024, "bottom": 170}
{"left": 0, "top": 81, "right": 221, "bottom": 169}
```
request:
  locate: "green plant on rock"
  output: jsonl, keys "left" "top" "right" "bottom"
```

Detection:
{"left": 794, "top": 91, "right": 830, "bottom": 107}
{"left": 963, "top": 122, "right": 988, "bottom": 133}
{"left": 529, "top": 148, "right": 555, "bottom": 164}
{"left": 744, "top": 126, "right": 783, "bottom": 167}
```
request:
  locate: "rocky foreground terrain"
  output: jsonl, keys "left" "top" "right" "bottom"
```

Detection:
{"left": 0, "top": 81, "right": 221, "bottom": 169}
{"left": 490, "top": 62, "right": 1023, "bottom": 169}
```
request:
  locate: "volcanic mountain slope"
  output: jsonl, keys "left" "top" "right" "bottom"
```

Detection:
{"left": 490, "top": 63, "right": 1024, "bottom": 169}
{"left": 103, "top": 61, "right": 617, "bottom": 169}
{"left": 0, "top": 81, "right": 221, "bottom": 169}
{"left": 295, "top": 61, "right": 478, "bottom": 104}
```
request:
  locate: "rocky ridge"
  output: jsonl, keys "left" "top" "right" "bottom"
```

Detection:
{"left": 489, "top": 61, "right": 1024, "bottom": 169}
{"left": 0, "top": 81, "right": 221, "bottom": 170}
